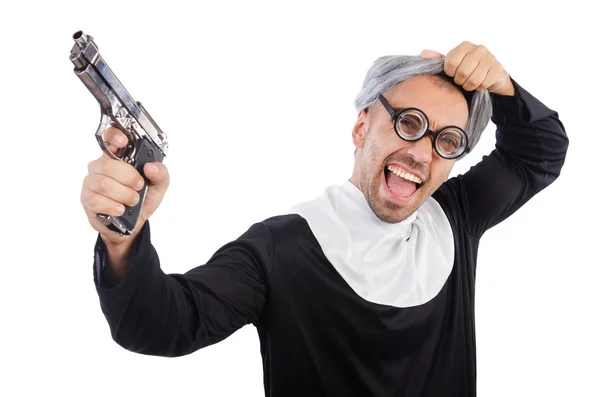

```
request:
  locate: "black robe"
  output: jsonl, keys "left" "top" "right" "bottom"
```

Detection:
{"left": 93, "top": 80, "right": 568, "bottom": 396}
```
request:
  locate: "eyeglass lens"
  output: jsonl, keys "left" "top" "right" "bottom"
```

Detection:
{"left": 395, "top": 110, "right": 465, "bottom": 158}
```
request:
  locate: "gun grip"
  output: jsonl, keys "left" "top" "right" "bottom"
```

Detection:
{"left": 101, "top": 138, "right": 165, "bottom": 235}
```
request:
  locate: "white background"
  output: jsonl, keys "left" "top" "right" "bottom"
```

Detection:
{"left": 0, "top": 0, "right": 598, "bottom": 396}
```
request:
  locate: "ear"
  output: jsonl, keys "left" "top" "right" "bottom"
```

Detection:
{"left": 352, "top": 109, "right": 369, "bottom": 149}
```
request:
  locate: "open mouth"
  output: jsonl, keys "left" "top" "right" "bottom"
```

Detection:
{"left": 384, "top": 164, "right": 423, "bottom": 199}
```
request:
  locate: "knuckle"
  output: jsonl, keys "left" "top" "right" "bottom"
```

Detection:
{"left": 87, "top": 159, "right": 98, "bottom": 174}
{"left": 82, "top": 174, "right": 92, "bottom": 189}
{"left": 80, "top": 188, "right": 89, "bottom": 206}
{"left": 90, "top": 200, "right": 103, "bottom": 214}
{"left": 97, "top": 159, "right": 110, "bottom": 175}
{"left": 444, "top": 60, "right": 458, "bottom": 73}
{"left": 98, "top": 175, "right": 112, "bottom": 193}
{"left": 82, "top": 191, "right": 98, "bottom": 212}
{"left": 473, "top": 70, "right": 486, "bottom": 82}
{"left": 128, "top": 174, "right": 141, "bottom": 189}
{"left": 131, "top": 190, "right": 140, "bottom": 206}
{"left": 445, "top": 58, "right": 458, "bottom": 67}
{"left": 455, "top": 69, "right": 468, "bottom": 79}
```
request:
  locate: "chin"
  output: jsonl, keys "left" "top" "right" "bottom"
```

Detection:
{"left": 364, "top": 171, "right": 427, "bottom": 224}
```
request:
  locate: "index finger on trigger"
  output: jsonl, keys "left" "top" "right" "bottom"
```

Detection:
{"left": 102, "top": 126, "right": 130, "bottom": 156}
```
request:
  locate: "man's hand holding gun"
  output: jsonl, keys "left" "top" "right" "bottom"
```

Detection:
{"left": 71, "top": 31, "right": 171, "bottom": 284}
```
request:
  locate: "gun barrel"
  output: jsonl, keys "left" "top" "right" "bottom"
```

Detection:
{"left": 70, "top": 31, "right": 169, "bottom": 158}
{"left": 73, "top": 30, "right": 90, "bottom": 49}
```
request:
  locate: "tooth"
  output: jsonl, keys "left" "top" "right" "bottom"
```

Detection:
{"left": 387, "top": 165, "right": 422, "bottom": 184}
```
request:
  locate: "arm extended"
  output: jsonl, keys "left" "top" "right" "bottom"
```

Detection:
{"left": 93, "top": 221, "right": 272, "bottom": 357}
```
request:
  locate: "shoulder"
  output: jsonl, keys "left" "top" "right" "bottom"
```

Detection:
{"left": 259, "top": 213, "right": 312, "bottom": 242}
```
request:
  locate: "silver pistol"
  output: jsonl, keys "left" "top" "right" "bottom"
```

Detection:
{"left": 70, "top": 31, "right": 168, "bottom": 235}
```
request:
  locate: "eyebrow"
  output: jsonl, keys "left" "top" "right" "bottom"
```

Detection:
{"left": 389, "top": 106, "right": 408, "bottom": 113}
{"left": 378, "top": 95, "right": 466, "bottom": 131}
{"left": 390, "top": 107, "right": 465, "bottom": 132}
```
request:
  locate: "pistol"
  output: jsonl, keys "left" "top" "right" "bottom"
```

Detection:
{"left": 70, "top": 31, "right": 168, "bottom": 235}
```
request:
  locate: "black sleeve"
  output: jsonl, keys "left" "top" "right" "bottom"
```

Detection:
{"left": 434, "top": 79, "right": 569, "bottom": 237}
{"left": 93, "top": 220, "right": 272, "bottom": 357}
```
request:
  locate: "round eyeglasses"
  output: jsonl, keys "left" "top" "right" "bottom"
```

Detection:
{"left": 377, "top": 94, "right": 469, "bottom": 159}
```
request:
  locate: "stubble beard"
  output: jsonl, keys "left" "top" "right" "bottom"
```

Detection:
{"left": 359, "top": 137, "right": 437, "bottom": 223}
{"left": 360, "top": 150, "right": 420, "bottom": 224}
{"left": 364, "top": 172, "right": 420, "bottom": 224}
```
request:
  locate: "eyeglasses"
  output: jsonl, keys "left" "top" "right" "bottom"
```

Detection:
{"left": 377, "top": 94, "right": 469, "bottom": 159}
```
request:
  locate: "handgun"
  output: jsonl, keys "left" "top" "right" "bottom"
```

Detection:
{"left": 70, "top": 31, "right": 168, "bottom": 235}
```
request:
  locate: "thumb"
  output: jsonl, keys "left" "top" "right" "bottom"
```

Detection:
{"left": 144, "top": 162, "right": 170, "bottom": 188}
{"left": 420, "top": 49, "right": 445, "bottom": 59}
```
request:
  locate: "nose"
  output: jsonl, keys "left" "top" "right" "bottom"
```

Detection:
{"left": 405, "top": 135, "right": 433, "bottom": 164}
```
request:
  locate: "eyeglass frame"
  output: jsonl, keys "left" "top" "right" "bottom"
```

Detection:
{"left": 377, "top": 94, "right": 470, "bottom": 160}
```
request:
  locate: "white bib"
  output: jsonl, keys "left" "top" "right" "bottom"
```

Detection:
{"left": 288, "top": 181, "right": 455, "bottom": 308}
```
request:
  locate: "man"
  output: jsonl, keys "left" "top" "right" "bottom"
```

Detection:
{"left": 81, "top": 42, "right": 568, "bottom": 396}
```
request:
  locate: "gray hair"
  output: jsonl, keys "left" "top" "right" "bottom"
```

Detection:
{"left": 354, "top": 56, "right": 493, "bottom": 155}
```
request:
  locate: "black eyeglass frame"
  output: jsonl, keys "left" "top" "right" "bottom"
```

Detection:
{"left": 377, "top": 94, "right": 470, "bottom": 160}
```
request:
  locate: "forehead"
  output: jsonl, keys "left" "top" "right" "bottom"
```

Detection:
{"left": 384, "top": 75, "right": 469, "bottom": 130}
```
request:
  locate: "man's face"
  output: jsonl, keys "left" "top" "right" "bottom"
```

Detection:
{"left": 351, "top": 75, "right": 469, "bottom": 223}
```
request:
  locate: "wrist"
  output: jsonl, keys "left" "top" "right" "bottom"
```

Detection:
{"left": 491, "top": 73, "right": 516, "bottom": 96}
{"left": 101, "top": 233, "right": 139, "bottom": 285}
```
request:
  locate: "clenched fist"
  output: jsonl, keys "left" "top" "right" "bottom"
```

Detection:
{"left": 420, "top": 41, "right": 515, "bottom": 96}
{"left": 81, "top": 126, "right": 170, "bottom": 275}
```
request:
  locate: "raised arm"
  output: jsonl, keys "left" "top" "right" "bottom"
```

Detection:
{"left": 440, "top": 80, "right": 568, "bottom": 237}
{"left": 423, "top": 43, "right": 568, "bottom": 237}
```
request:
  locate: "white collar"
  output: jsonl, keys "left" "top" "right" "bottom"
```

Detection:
{"left": 288, "top": 181, "right": 455, "bottom": 308}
